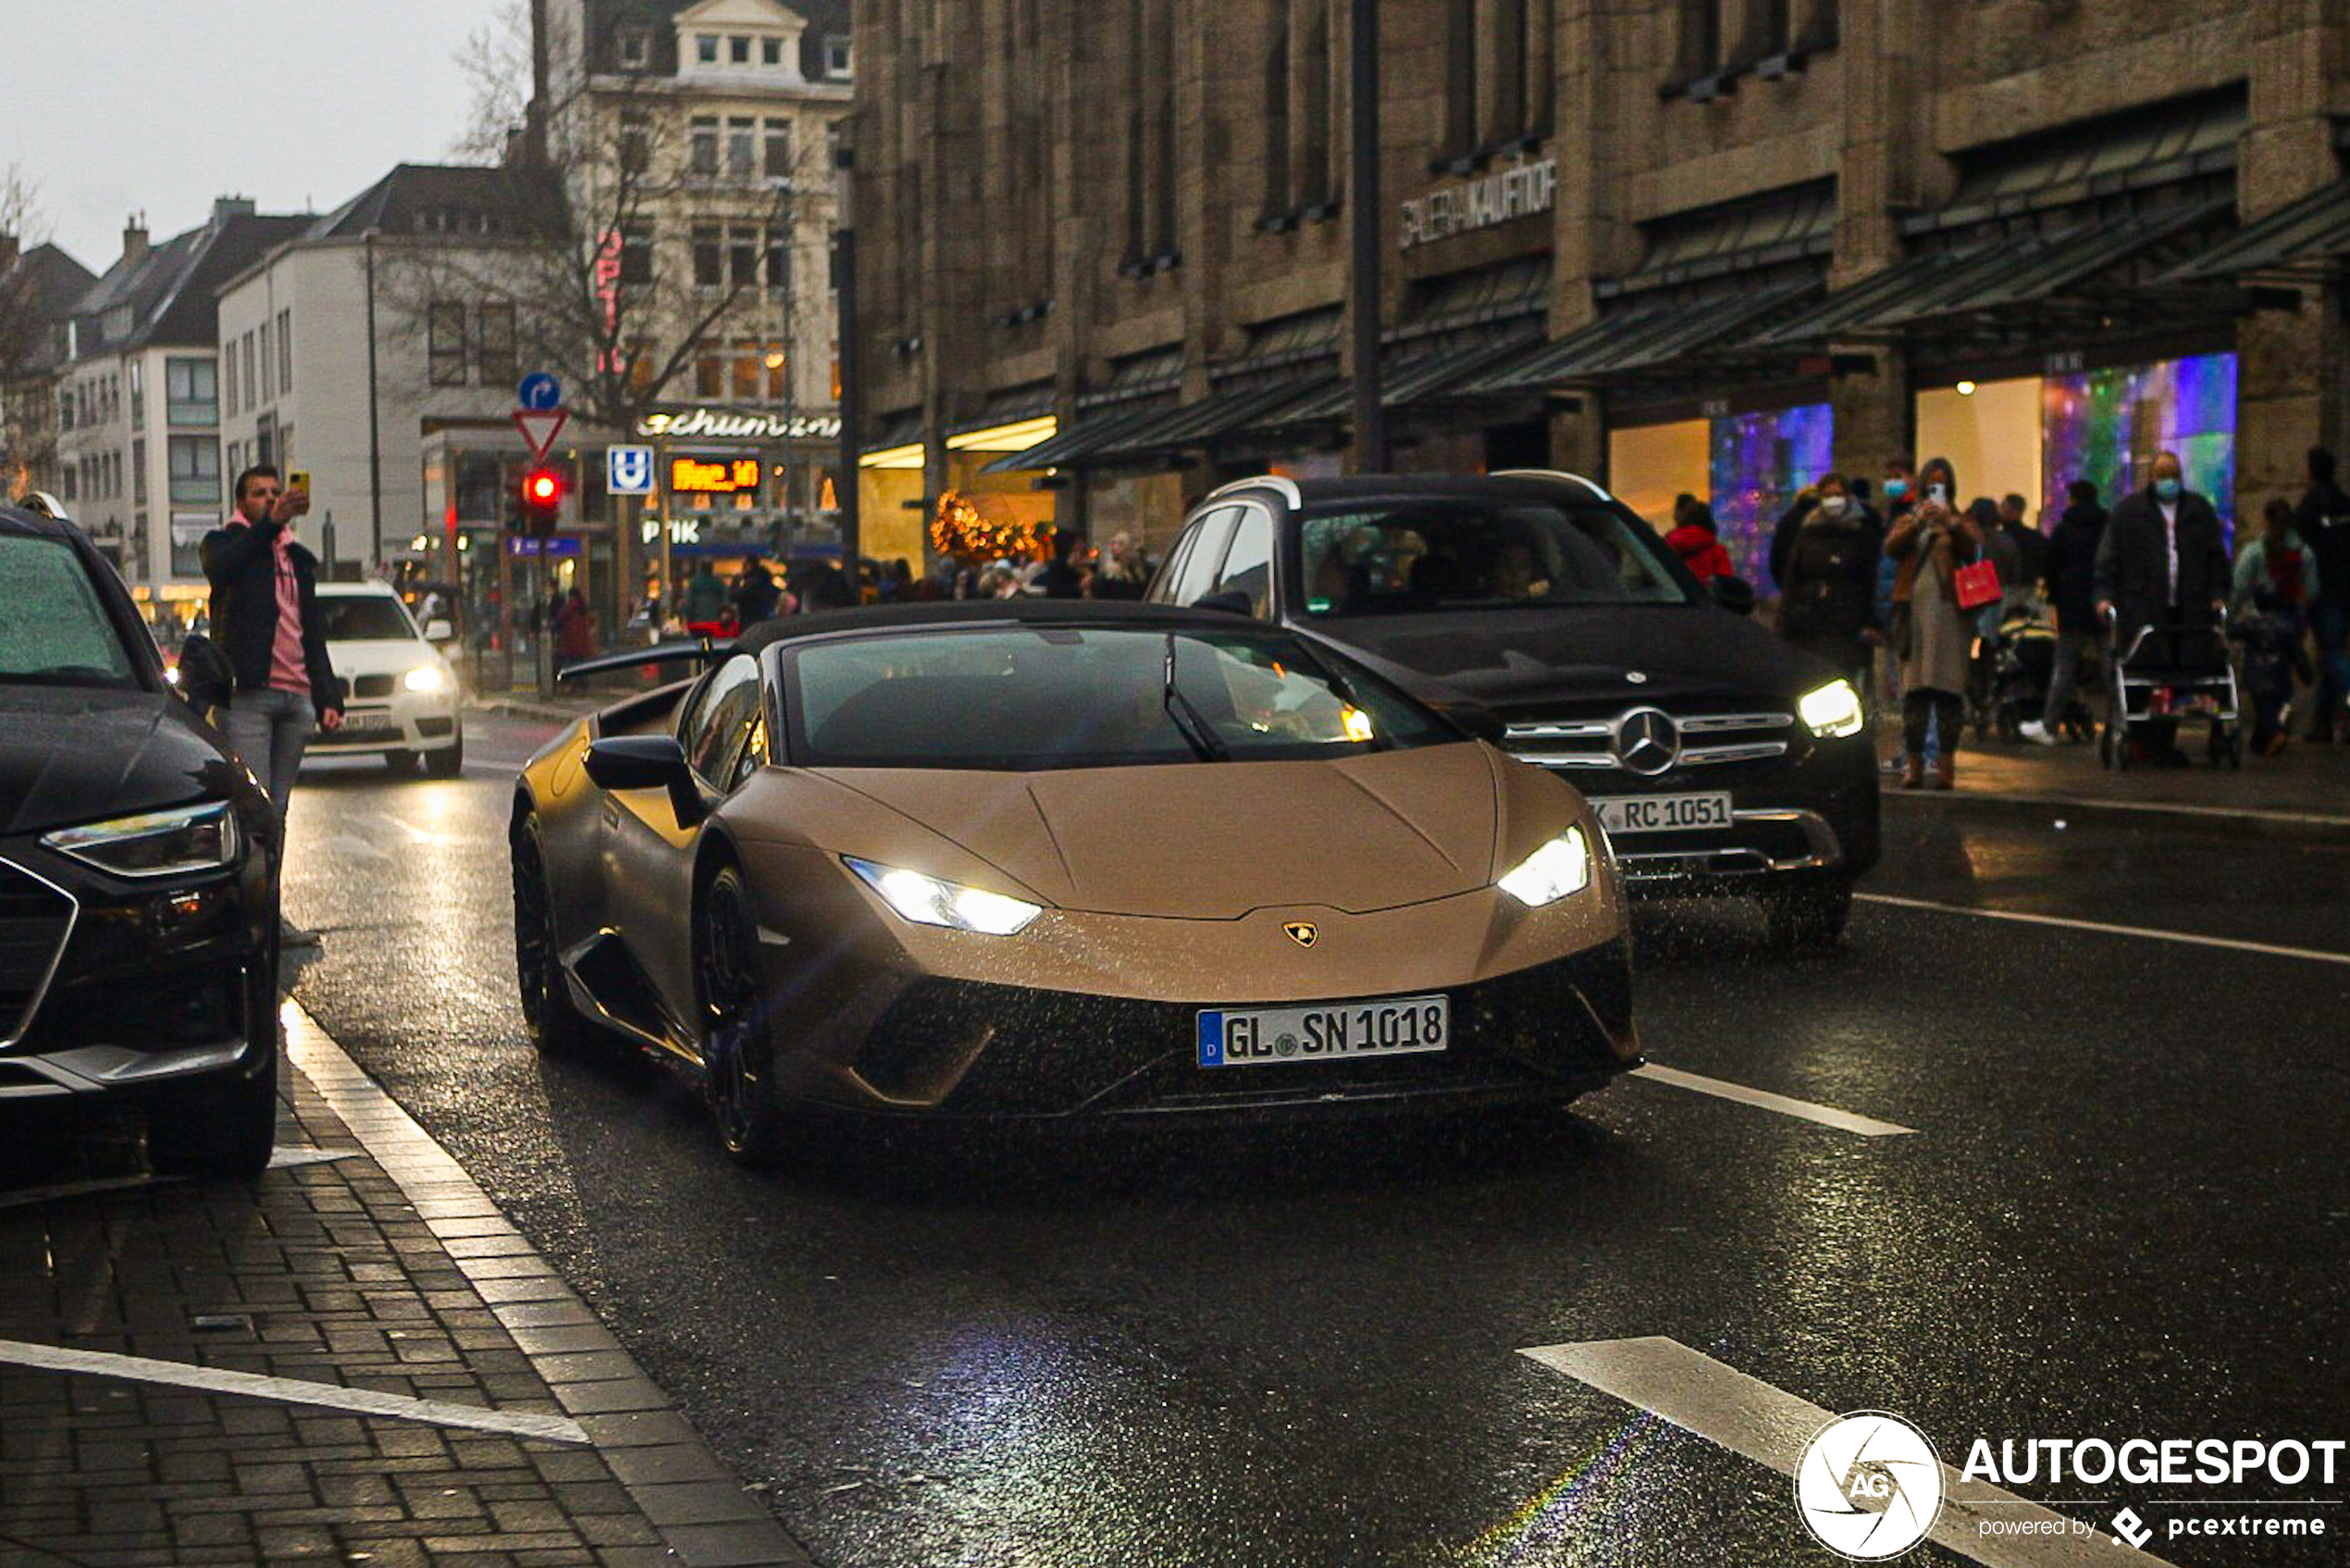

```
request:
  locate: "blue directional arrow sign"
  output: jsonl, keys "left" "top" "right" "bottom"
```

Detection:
{"left": 517, "top": 372, "right": 563, "bottom": 411}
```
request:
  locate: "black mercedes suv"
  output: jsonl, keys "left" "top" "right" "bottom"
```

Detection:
{"left": 1147, "top": 472, "right": 1879, "bottom": 946}
{"left": 0, "top": 501, "right": 280, "bottom": 1175}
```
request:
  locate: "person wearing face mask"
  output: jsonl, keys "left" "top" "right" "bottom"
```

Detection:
{"left": 1775, "top": 472, "right": 1880, "bottom": 691}
{"left": 2095, "top": 451, "right": 2229, "bottom": 762}
{"left": 1883, "top": 457, "right": 1982, "bottom": 788}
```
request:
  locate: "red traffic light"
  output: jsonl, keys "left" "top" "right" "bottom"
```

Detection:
{"left": 525, "top": 470, "right": 562, "bottom": 505}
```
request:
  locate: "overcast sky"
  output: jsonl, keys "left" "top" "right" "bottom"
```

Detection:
{"left": 6, "top": 0, "right": 501, "bottom": 270}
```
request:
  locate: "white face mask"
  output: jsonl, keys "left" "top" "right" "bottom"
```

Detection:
{"left": 1819, "top": 496, "right": 1849, "bottom": 518}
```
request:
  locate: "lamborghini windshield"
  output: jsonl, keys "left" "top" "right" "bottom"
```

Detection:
{"left": 1297, "top": 498, "right": 1693, "bottom": 616}
{"left": 782, "top": 625, "right": 1456, "bottom": 770}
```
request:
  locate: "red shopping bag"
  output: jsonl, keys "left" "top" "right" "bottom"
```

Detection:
{"left": 1954, "top": 558, "right": 2002, "bottom": 611}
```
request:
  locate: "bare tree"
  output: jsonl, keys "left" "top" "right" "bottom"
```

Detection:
{"left": 0, "top": 166, "right": 60, "bottom": 501}
{"left": 387, "top": 5, "right": 827, "bottom": 444}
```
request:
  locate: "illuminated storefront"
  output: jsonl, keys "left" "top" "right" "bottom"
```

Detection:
{"left": 1607, "top": 398, "right": 1834, "bottom": 587}
{"left": 1914, "top": 352, "right": 2239, "bottom": 530}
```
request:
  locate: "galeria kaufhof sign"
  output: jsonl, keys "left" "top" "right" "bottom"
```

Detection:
{"left": 1400, "top": 156, "right": 1557, "bottom": 250}
{"left": 636, "top": 408, "right": 844, "bottom": 441}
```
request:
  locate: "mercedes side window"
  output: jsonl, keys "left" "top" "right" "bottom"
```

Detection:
{"left": 1170, "top": 506, "right": 1242, "bottom": 608}
{"left": 1210, "top": 506, "right": 1273, "bottom": 618}
{"left": 683, "top": 655, "right": 762, "bottom": 784}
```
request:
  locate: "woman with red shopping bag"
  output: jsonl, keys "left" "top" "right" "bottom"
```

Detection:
{"left": 1883, "top": 456, "right": 1985, "bottom": 790}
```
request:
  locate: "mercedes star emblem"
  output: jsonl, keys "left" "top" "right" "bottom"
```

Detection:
{"left": 1614, "top": 709, "right": 1680, "bottom": 775}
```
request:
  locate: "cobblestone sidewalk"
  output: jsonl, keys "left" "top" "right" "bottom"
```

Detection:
{"left": 0, "top": 1006, "right": 808, "bottom": 1568}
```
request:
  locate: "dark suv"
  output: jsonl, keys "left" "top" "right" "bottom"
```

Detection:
{"left": 1146, "top": 472, "right": 1879, "bottom": 946}
{"left": 0, "top": 502, "right": 280, "bottom": 1174}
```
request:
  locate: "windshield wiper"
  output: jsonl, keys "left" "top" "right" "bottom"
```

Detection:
{"left": 1161, "top": 636, "right": 1229, "bottom": 762}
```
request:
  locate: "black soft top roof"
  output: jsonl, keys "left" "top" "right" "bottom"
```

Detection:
{"left": 737, "top": 598, "right": 1261, "bottom": 654}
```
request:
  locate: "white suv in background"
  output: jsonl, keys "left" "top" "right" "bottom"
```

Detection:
{"left": 311, "top": 582, "right": 464, "bottom": 777}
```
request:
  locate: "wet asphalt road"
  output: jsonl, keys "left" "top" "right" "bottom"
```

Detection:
{"left": 275, "top": 714, "right": 2350, "bottom": 1568}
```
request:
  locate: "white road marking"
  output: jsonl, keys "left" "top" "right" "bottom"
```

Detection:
{"left": 320, "top": 833, "right": 394, "bottom": 866}
{"left": 1630, "top": 1064, "right": 1915, "bottom": 1137}
{"left": 1858, "top": 894, "right": 2350, "bottom": 969}
{"left": 0, "top": 1338, "right": 590, "bottom": 1446}
{"left": 371, "top": 811, "right": 439, "bottom": 844}
{"left": 1520, "top": 1336, "right": 2179, "bottom": 1567}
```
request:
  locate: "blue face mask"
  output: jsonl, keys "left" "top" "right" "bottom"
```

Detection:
{"left": 2156, "top": 477, "right": 2182, "bottom": 501}
{"left": 1885, "top": 478, "right": 1909, "bottom": 501}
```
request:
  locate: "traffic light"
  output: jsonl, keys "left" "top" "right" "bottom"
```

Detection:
{"left": 519, "top": 467, "right": 563, "bottom": 538}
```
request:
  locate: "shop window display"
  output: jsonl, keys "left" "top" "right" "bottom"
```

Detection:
{"left": 2042, "top": 353, "right": 2236, "bottom": 533}
{"left": 1708, "top": 401, "right": 1834, "bottom": 589}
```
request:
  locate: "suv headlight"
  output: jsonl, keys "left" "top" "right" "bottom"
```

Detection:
{"left": 1798, "top": 679, "right": 1865, "bottom": 738}
{"left": 43, "top": 801, "right": 241, "bottom": 879}
{"left": 845, "top": 858, "right": 1042, "bottom": 935}
{"left": 1497, "top": 828, "right": 1592, "bottom": 907}
{"left": 403, "top": 663, "right": 448, "bottom": 694}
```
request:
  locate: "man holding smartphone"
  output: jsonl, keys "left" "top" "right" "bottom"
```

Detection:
{"left": 201, "top": 465, "right": 343, "bottom": 883}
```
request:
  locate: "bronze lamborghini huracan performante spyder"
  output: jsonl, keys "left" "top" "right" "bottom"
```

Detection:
{"left": 509, "top": 601, "right": 1639, "bottom": 1161}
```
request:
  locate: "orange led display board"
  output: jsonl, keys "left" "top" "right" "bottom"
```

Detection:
{"left": 671, "top": 457, "right": 764, "bottom": 495}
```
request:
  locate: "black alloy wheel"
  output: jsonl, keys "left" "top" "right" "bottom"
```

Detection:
{"left": 699, "top": 866, "right": 790, "bottom": 1166}
{"left": 512, "top": 817, "right": 596, "bottom": 1055}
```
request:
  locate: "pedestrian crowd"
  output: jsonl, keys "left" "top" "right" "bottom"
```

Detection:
{"left": 1700, "top": 444, "right": 2350, "bottom": 787}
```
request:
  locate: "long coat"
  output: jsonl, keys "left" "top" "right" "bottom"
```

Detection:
{"left": 2094, "top": 486, "right": 2230, "bottom": 634}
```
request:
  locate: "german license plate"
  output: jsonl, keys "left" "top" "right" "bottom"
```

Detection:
{"left": 1196, "top": 995, "right": 1449, "bottom": 1068}
{"left": 1590, "top": 792, "right": 1733, "bottom": 834}
{"left": 338, "top": 710, "right": 397, "bottom": 733}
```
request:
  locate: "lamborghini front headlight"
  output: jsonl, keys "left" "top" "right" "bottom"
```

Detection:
{"left": 844, "top": 858, "right": 1043, "bottom": 935}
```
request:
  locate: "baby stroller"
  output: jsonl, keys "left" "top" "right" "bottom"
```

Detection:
{"left": 1988, "top": 606, "right": 2095, "bottom": 743}
{"left": 2099, "top": 609, "right": 2241, "bottom": 770}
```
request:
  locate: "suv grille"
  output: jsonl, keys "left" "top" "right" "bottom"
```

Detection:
{"left": 0, "top": 861, "right": 76, "bottom": 1046}
{"left": 353, "top": 674, "right": 395, "bottom": 699}
{"left": 1503, "top": 707, "right": 1793, "bottom": 777}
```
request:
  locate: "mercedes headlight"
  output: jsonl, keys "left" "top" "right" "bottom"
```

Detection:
{"left": 43, "top": 801, "right": 241, "bottom": 879}
{"left": 403, "top": 663, "right": 449, "bottom": 694}
{"left": 845, "top": 858, "right": 1042, "bottom": 935}
{"left": 1497, "top": 828, "right": 1592, "bottom": 907}
{"left": 1798, "top": 679, "right": 1865, "bottom": 738}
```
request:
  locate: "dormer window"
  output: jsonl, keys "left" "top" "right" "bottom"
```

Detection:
{"left": 697, "top": 34, "right": 718, "bottom": 64}
{"left": 763, "top": 37, "right": 782, "bottom": 66}
{"left": 617, "top": 27, "right": 649, "bottom": 68}
{"left": 731, "top": 35, "right": 751, "bottom": 64}
{"left": 825, "top": 37, "right": 852, "bottom": 78}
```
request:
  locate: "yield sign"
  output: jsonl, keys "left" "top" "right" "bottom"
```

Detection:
{"left": 513, "top": 407, "right": 570, "bottom": 463}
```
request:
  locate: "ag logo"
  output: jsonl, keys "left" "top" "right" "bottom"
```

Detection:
{"left": 1282, "top": 921, "right": 1318, "bottom": 948}
{"left": 1794, "top": 1412, "right": 1943, "bottom": 1561}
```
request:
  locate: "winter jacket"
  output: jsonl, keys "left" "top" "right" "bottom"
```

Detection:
{"left": 2043, "top": 502, "right": 2107, "bottom": 634}
{"left": 2295, "top": 480, "right": 2350, "bottom": 610}
{"left": 197, "top": 517, "right": 341, "bottom": 721}
{"left": 1665, "top": 525, "right": 1734, "bottom": 583}
{"left": 2095, "top": 486, "right": 2231, "bottom": 634}
{"left": 2232, "top": 533, "right": 2320, "bottom": 616}
{"left": 1776, "top": 509, "right": 1880, "bottom": 655}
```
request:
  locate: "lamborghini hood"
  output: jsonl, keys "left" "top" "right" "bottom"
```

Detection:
{"left": 812, "top": 741, "right": 1511, "bottom": 920}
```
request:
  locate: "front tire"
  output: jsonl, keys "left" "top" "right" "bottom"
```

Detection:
{"left": 384, "top": 748, "right": 421, "bottom": 775}
{"left": 512, "top": 816, "right": 599, "bottom": 1056}
{"left": 1762, "top": 877, "right": 1853, "bottom": 952}
{"left": 425, "top": 735, "right": 464, "bottom": 778}
{"left": 699, "top": 866, "right": 792, "bottom": 1166}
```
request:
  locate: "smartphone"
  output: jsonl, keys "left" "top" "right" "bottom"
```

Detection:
{"left": 1926, "top": 482, "right": 1948, "bottom": 505}
{"left": 288, "top": 470, "right": 312, "bottom": 494}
